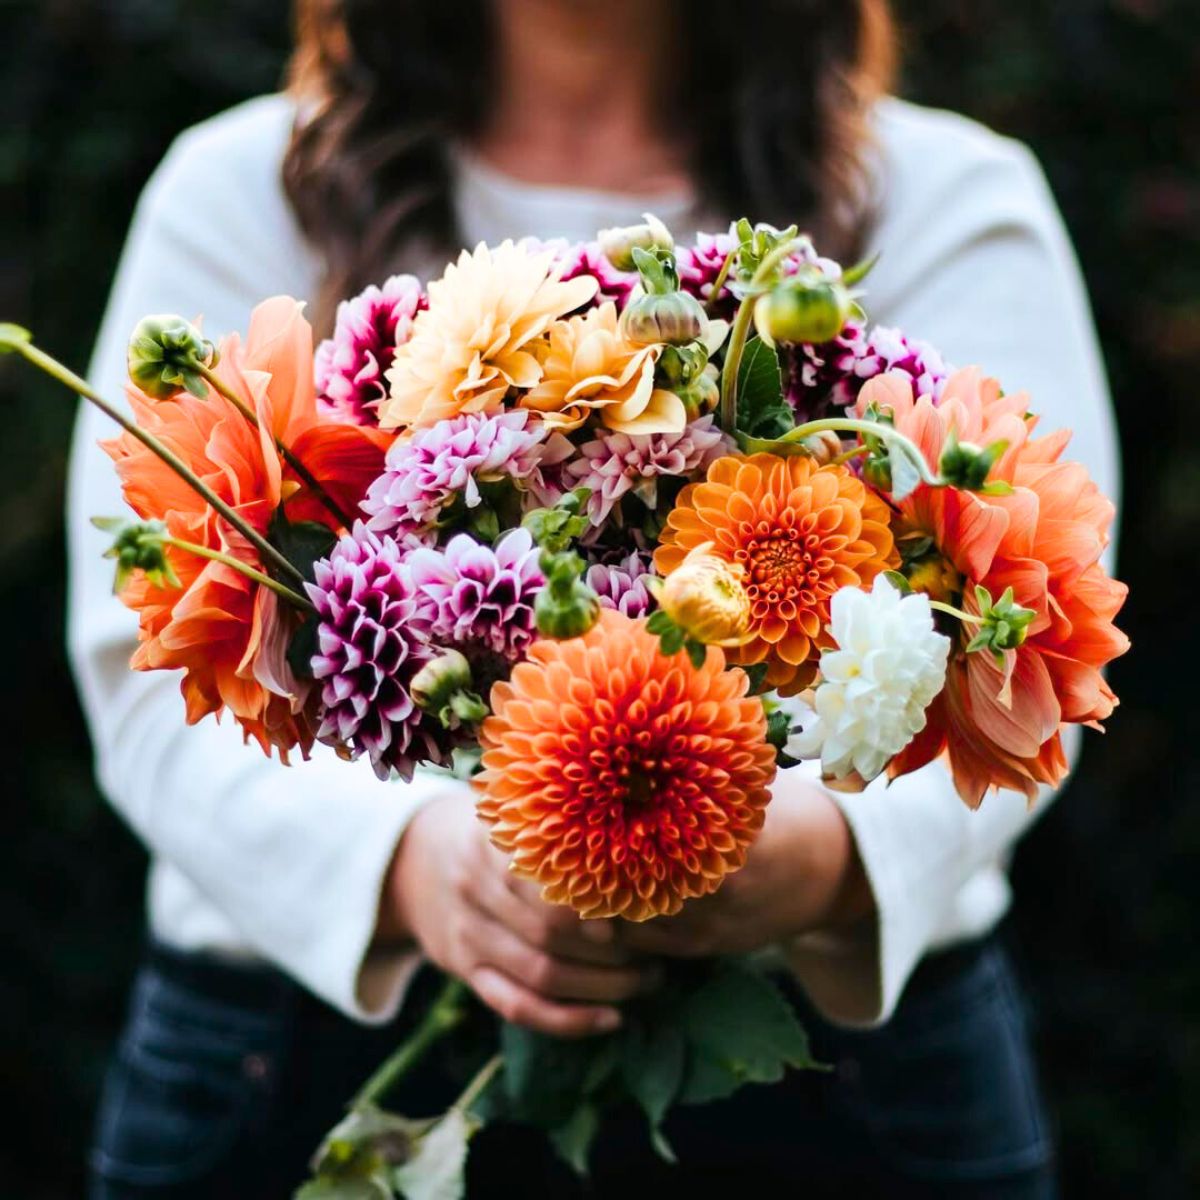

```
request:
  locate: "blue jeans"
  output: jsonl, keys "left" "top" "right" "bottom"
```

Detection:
{"left": 89, "top": 934, "right": 1056, "bottom": 1198}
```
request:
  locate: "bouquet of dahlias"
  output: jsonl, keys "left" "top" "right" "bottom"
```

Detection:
{"left": 1, "top": 214, "right": 1128, "bottom": 1197}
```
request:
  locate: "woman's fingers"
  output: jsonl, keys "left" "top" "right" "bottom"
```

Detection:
{"left": 467, "top": 965, "right": 621, "bottom": 1039}
{"left": 464, "top": 911, "right": 653, "bottom": 1004}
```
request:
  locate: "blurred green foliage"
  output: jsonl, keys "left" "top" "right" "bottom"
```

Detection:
{"left": 1, "top": 0, "right": 1197, "bottom": 1195}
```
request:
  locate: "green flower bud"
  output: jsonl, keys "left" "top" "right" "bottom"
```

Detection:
{"left": 534, "top": 550, "right": 601, "bottom": 639}
{"left": 93, "top": 516, "right": 181, "bottom": 594}
{"left": 752, "top": 276, "right": 851, "bottom": 346}
{"left": 965, "top": 585, "right": 1037, "bottom": 665}
{"left": 522, "top": 488, "right": 592, "bottom": 552}
{"left": 674, "top": 366, "right": 720, "bottom": 419}
{"left": 862, "top": 452, "right": 892, "bottom": 494}
{"left": 655, "top": 342, "right": 709, "bottom": 389}
{"left": 127, "top": 314, "right": 216, "bottom": 400}
{"left": 938, "top": 431, "right": 1008, "bottom": 491}
{"left": 411, "top": 650, "right": 489, "bottom": 729}
{"left": 597, "top": 213, "right": 674, "bottom": 272}
{"left": 620, "top": 291, "right": 708, "bottom": 346}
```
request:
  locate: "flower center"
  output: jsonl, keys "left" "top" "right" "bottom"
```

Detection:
{"left": 735, "top": 525, "right": 829, "bottom": 613}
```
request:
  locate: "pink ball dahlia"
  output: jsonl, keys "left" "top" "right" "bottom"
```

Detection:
{"left": 407, "top": 529, "right": 545, "bottom": 669}
{"left": 566, "top": 414, "right": 733, "bottom": 526}
{"left": 555, "top": 240, "right": 640, "bottom": 309}
{"left": 361, "top": 411, "right": 569, "bottom": 541}
{"left": 315, "top": 274, "right": 424, "bottom": 425}
{"left": 306, "top": 526, "right": 454, "bottom": 780}
{"left": 585, "top": 551, "right": 656, "bottom": 618}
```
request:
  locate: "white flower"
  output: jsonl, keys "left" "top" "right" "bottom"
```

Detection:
{"left": 787, "top": 576, "right": 950, "bottom": 782}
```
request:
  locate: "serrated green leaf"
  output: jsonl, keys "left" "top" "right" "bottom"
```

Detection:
{"left": 619, "top": 1021, "right": 685, "bottom": 1127}
{"left": 682, "top": 963, "right": 821, "bottom": 1091}
{"left": 735, "top": 338, "right": 791, "bottom": 438}
{"left": 547, "top": 1103, "right": 600, "bottom": 1177}
{"left": 393, "top": 1108, "right": 479, "bottom": 1200}
{"left": 677, "top": 1042, "right": 743, "bottom": 1105}
{"left": 499, "top": 1024, "right": 610, "bottom": 1127}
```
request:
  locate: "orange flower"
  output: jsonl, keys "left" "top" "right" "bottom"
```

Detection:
{"left": 103, "top": 297, "right": 390, "bottom": 760}
{"left": 654, "top": 454, "right": 897, "bottom": 694}
{"left": 858, "top": 369, "right": 1129, "bottom": 806}
{"left": 475, "top": 610, "right": 777, "bottom": 921}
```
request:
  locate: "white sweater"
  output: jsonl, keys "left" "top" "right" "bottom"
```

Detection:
{"left": 67, "top": 93, "right": 1118, "bottom": 1027}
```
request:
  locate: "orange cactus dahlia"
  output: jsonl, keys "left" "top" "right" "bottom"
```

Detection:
{"left": 474, "top": 610, "right": 778, "bottom": 921}
{"left": 654, "top": 454, "right": 898, "bottom": 694}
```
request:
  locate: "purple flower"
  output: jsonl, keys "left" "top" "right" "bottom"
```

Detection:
{"left": 361, "top": 411, "right": 568, "bottom": 541}
{"left": 566, "top": 415, "right": 732, "bottom": 526}
{"left": 407, "top": 529, "right": 545, "bottom": 668}
{"left": 585, "top": 551, "right": 655, "bottom": 618}
{"left": 556, "top": 241, "right": 639, "bottom": 309}
{"left": 677, "top": 230, "right": 739, "bottom": 317}
{"left": 315, "top": 275, "right": 424, "bottom": 426}
{"left": 306, "top": 526, "right": 454, "bottom": 781}
{"left": 784, "top": 322, "right": 952, "bottom": 422}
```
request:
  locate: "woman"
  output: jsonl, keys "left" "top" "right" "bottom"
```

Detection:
{"left": 72, "top": 0, "right": 1117, "bottom": 1196}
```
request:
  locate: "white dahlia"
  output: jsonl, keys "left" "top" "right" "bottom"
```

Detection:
{"left": 787, "top": 576, "right": 950, "bottom": 782}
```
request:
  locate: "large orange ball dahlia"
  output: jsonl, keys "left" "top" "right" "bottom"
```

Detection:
{"left": 474, "top": 610, "right": 778, "bottom": 921}
{"left": 654, "top": 454, "right": 897, "bottom": 694}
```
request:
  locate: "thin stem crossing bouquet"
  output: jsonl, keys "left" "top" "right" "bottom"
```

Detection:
{"left": 2, "top": 216, "right": 1128, "bottom": 1197}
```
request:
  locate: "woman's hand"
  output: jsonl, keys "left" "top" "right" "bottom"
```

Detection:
{"left": 617, "top": 775, "right": 874, "bottom": 960}
{"left": 378, "top": 792, "right": 658, "bottom": 1038}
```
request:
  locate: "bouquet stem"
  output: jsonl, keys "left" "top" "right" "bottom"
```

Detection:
{"left": 353, "top": 977, "right": 470, "bottom": 1110}
{"left": 5, "top": 333, "right": 305, "bottom": 585}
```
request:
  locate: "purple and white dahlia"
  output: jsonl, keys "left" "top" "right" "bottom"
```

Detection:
{"left": 407, "top": 529, "right": 545, "bottom": 667}
{"left": 306, "top": 526, "right": 454, "bottom": 781}
{"left": 361, "top": 411, "right": 567, "bottom": 540}
{"left": 677, "top": 230, "right": 739, "bottom": 316}
{"left": 315, "top": 274, "right": 424, "bottom": 426}
{"left": 566, "top": 415, "right": 732, "bottom": 526}
{"left": 585, "top": 551, "right": 656, "bottom": 619}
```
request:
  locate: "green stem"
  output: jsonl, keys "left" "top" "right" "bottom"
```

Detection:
{"left": 11, "top": 338, "right": 305, "bottom": 585}
{"left": 719, "top": 237, "right": 810, "bottom": 433}
{"left": 833, "top": 443, "right": 870, "bottom": 466}
{"left": 196, "top": 364, "right": 354, "bottom": 530}
{"left": 746, "top": 416, "right": 944, "bottom": 489}
{"left": 704, "top": 250, "right": 736, "bottom": 317}
{"left": 353, "top": 977, "right": 468, "bottom": 1110}
{"left": 929, "top": 599, "right": 982, "bottom": 625}
{"left": 453, "top": 1054, "right": 503, "bottom": 1117}
{"left": 163, "top": 536, "right": 314, "bottom": 611}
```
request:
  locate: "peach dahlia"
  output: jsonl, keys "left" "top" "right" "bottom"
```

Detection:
{"left": 474, "top": 610, "right": 777, "bottom": 921}
{"left": 654, "top": 454, "right": 898, "bottom": 694}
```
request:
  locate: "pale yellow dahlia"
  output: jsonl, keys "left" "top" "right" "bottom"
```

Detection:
{"left": 379, "top": 241, "right": 598, "bottom": 431}
{"left": 521, "top": 302, "right": 687, "bottom": 435}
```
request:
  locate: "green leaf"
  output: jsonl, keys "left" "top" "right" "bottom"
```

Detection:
{"left": 734, "top": 338, "right": 791, "bottom": 439}
{"left": 882, "top": 570, "right": 912, "bottom": 595}
{"left": 547, "top": 1103, "right": 600, "bottom": 1177}
{"left": 887, "top": 442, "right": 922, "bottom": 502}
{"left": 619, "top": 1021, "right": 686, "bottom": 1127}
{"left": 294, "top": 1177, "right": 392, "bottom": 1200}
{"left": 269, "top": 512, "right": 337, "bottom": 584}
{"left": 681, "top": 963, "right": 822, "bottom": 1094}
{"left": 392, "top": 1108, "right": 480, "bottom": 1200}
{"left": 685, "top": 639, "right": 707, "bottom": 669}
{"left": 499, "top": 1024, "right": 611, "bottom": 1127}
{"left": 677, "top": 1043, "right": 743, "bottom": 1105}
{"left": 738, "top": 662, "right": 771, "bottom": 694}
{"left": 287, "top": 612, "right": 320, "bottom": 681}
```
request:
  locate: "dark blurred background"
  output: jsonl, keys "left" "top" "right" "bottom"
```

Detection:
{"left": 2, "top": 0, "right": 1197, "bottom": 1195}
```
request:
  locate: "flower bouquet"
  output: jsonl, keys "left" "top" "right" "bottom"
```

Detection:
{"left": 2, "top": 215, "right": 1128, "bottom": 1197}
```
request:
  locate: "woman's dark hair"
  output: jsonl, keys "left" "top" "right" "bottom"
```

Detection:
{"left": 283, "top": 0, "right": 896, "bottom": 335}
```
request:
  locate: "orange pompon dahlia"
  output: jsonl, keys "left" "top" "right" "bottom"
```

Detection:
{"left": 475, "top": 610, "right": 777, "bottom": 921}
{"left": 654, "top": 454, "right": 898, "bottom": 694}
{"left": 858, "top": 369, "right": 1129, "bottom": 806}
{"left": 103, "top": 297, "right": 389, "bottom": 760}
{"left": 379, "top": 240, "right": 599, "bottom": 431}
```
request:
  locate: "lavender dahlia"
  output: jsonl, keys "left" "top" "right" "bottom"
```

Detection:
{"left": 407, "top": 529, "right": 545, "bottom": 668}
{"left": 566, "top": 414, "right": 732, "bottom": 526}
{"left": 306, "top": 526, "right": 454, "bottom": 780}
{"left": 585, "top": 551, "right": 656, "bottom": 618}
{"left": 315, "top": 274, "right": 424, "bottom": 425}
{"left": 361, "top": 411, "right": 568, "bottom": 541}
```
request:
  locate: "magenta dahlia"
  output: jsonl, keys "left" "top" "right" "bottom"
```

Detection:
{"left": 315, "top": 274, "right": 424, "bottom": 425}
{"left": 566, "top": 414, "right": 732, "bottom": 526}
{"left": 406, "top": 529, "right": 545, "bottom": 670}
{"left": 361, "top": 411, "right": 569, "bottom": 541}
{"left": 677, "top": 229, "right": 739, "bottom": 316}
{"left": 306, "top": 526, "right": 454, "bottom": 780}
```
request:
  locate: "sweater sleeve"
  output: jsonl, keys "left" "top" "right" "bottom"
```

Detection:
{"left": 66, "top": 99, "right": 465, "bottom": 1024}
{"left": 783, "top": 105, "right": 1118, "bottom": 1026}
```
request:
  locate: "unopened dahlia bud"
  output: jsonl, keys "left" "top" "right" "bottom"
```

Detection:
{"left": 753, "top": 276, "right": 851, "bottom": 346}
{"left": 800, "top": 429, "right": 843, "bottom": 465}
{"left": 675, "top": 367, "right": 720, "bottom": 419}
{"left": 410, "top": 649, "right": 487, "bottom": 728}
{"left": 93, "top": 516, "right": 181, "bottom": 594}
{"left": 621, "top": 291, "right": 708, "bottom": 346}
{"left": 656, "top": 342, "right": 709, "bottom": 389}
{"left": 534, "top": 550, "right": 601, "bottom": 639}
{"left": 127, "top": 314, "right": 216, "bottom": 400}
{"left": 939, "top": 432, "right": 1008, "bottom": 491}
{"left": 966, "top": 584, "right": 1036, "bottom": 664}
{"left": 656, "top": 550, "right": 750, "bottom": 646}
{"left": 598, "top": 213, "right": 674, "bottom": 271}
